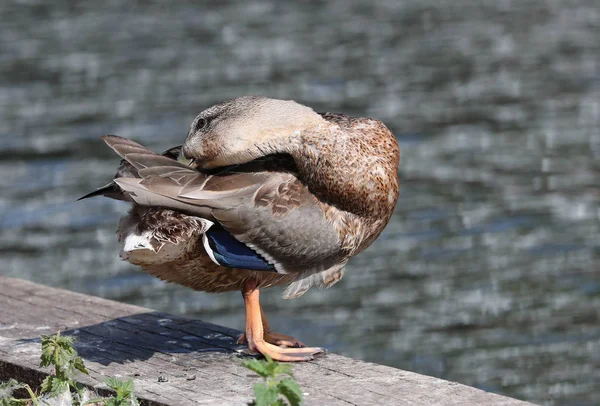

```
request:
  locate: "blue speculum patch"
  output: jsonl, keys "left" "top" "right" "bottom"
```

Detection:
{"left": 205, "top": 227, "right": 276, "bottom": 272}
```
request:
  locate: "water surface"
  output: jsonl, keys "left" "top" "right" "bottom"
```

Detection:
{"left": 1, "top": 1, "right": 599, "bottom": 405}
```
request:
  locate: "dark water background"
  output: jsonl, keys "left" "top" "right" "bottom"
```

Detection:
{"left": 1, "top": 1, "right": 599, "bottom": 405}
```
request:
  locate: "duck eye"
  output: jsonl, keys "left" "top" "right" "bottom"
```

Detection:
{"left": 194, "top": 118, "right": 208, "bottom": 132}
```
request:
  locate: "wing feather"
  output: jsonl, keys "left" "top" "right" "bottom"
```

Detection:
{"left": 105, "top": 136, "right": 347, "bottom": 282}
{"left": 101, "top": 135, "right": 156, "bottom": 160}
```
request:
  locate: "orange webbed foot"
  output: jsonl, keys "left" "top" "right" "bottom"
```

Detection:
{"left": 238, "top": 331, "right": 306, "bottom": 348}
{"left": 241, "top": 280, "right": 326, "bottom": 362}
{"left": 249, "top": 340, "right": 324, "bottom": 362}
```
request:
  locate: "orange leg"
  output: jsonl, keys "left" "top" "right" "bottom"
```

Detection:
{"left": 240, "top": 278, "right": 324, "bottom": 362}
{"left": 238, "top": 305, "right": 306, "bottom": 348}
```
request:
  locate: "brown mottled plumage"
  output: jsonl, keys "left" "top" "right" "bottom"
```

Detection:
{"left": 82, "top": 96, "right": 399, "bottom": 361}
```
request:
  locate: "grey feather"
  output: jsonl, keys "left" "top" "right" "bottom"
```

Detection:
{"left": 103, "top": 136, "right": 345, "bottom": 276}
{"left": 283, "top": 262, "right": 347, "bottom": 299}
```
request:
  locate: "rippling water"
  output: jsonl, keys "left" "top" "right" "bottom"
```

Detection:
{"left": 1, "top": 1, "right": 599, "bottom": 405}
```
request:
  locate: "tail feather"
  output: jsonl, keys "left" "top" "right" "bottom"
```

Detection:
{"left": 77, "top": 182, "right": 126, "bottom": 201}
{"left": 101, "top": 135, "right": 154, "bottom": 160}
{"left": 79, "top": 136, "right": 186, "bottom": 203}
{"left": 101, "top": 135, "right": 189, "bottom": 171}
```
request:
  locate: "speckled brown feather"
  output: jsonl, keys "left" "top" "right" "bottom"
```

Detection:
{"left": 117, "top": 206, "right": 297, "bottom": 293}
{"left": 300, "top": 112, "right": 400, "bottom": 254}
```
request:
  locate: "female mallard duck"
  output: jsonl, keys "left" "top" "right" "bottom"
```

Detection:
{"left": 81, "top": 96, "right": 400, "bottom": 361}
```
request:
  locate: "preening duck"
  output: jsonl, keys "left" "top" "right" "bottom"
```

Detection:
{"left": 81, "top": 96, "right": 400, "bottom": 361}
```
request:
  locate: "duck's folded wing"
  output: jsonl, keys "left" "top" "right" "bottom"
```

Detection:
{"left": 103, "top": 136, "right": 345, "bottom": 277}
{"left": 78, "top": 137, "right": 184, "bottom": 202}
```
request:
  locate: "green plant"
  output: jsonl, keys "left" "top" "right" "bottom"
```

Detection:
{"left": 39, "top": 330, "right": 88, "bottom": 401}
{"left": 0, "top": 331, "right": 139, "bottom": 406}
{"left": 241, "top": 356, "right": 303, "bottom": 406}
{"left": 101, "top": 378, "right": 139, "bottom": 406}
{"left": 0, "top": 379, "right": 39, "bottom": 406}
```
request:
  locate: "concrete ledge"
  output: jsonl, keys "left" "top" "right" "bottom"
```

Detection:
{"left": 0, "top": 276, "right": 534, "bottom": 405}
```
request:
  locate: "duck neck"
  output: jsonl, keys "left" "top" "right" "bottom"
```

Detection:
{"left": 285, "top": 124, "right": 399, "bottom": 220}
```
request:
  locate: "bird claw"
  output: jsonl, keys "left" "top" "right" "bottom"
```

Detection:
{"left": 238, "top": 331, "right": 306, "bottom": 348}
{"left": 249, "top": 341, "right": 325, "bottom": 362}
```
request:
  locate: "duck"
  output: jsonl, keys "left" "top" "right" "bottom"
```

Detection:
{"left": 80, "top": 96, "right": 400, "bottom": 361}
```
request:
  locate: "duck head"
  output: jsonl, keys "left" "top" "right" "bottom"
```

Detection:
{"left": 182, "top": 96, "right": 324, "bottom": 169}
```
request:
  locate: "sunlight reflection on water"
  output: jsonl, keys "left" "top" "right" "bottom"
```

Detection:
{"left": 1, "top": 1, "right": 599, "bottom": 404}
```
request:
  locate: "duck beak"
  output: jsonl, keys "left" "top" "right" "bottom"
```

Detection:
{"left": 177, "top": 151, "right": 197, "bottom": 167}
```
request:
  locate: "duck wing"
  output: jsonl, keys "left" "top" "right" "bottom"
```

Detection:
{"left": 102, "top": 135, "right": 346, "bottom": 279}
{"left": 78, "top": 138, "right": 183, "bottom": 202}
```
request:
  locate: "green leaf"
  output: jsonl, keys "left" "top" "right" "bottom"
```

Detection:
{"left": 278, "top": 379, "right": 303, "bottom": 406}
{"left": 271, "top": 363, "right": 292, "bottom": 378}
{"left": 39, "top": 375, "right": 54, "bottom": 394}
{"left": 253, "top": 383, "right": 278, "bottom": 406}
{"left": 104, "top": 377, "right": 122, "bottom": 391}
{"left": 264, "top": 359, "right": 279, "bottom": 377}
{"left": 104, "top": 376, "right": 140, "bottom": 406}
{"left": 50, "top": 378, "right": 69, "bottom": 397}
{"left": 58, "top": 335, "right": 75, "bottom": 347}
{"left": 71, "top": 381, "right": 85, "bottom": 394}
{"left": 259, "top": 355, "right": 292, "bottom": 379}
{"left": 118, "top": 379, "right": 134, "bottom": 396}
{"left": 72, "top": 357, "right": 89, "bottom": 375}
{"left": 57, "top": 347, "right": 76, "bottom": 371}
{"left": 39, "top": 338, "right": 55, "bottom": 368}
{"left": 0, "top": 379, "right": 25, "bottom": 399}
{"left": 103, "top": 399, "right": 117, "bottom": 406}
{"left": 241, "top": 358, "right": 270, "bottom": 378}
{"left": 1, "top": 398, "right": 28, "bottom": 406}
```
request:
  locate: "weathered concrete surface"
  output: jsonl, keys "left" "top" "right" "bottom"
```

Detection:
{"left": 0, "top": 276, "right": 536, "bottom": 405}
